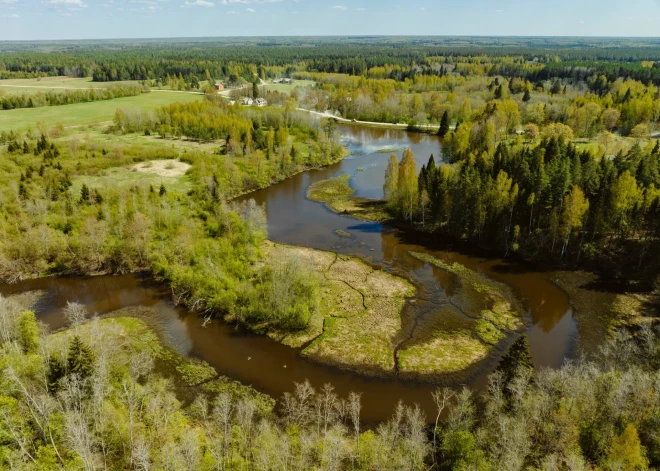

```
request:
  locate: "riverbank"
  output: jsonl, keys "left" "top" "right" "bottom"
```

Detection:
{"left": 549, "top": 271, "right": 659, "bottom": 353}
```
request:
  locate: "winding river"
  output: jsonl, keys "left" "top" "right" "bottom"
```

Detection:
{"left": 0, "top": 124, "right": 577, "bottom": 422}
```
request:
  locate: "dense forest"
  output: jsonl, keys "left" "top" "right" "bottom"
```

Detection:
{"left": 382, "top": 138, "right": 660, "bottom": 286}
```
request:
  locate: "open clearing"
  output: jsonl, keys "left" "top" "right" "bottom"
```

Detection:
{"left": 72, "top": 159, "right": 192, "bottom": 194}
{"left": 132, "top": 159, "right": 191, "bottom": 177}
{"left": 0, "top": 91, "right": 203, "bottom": 131}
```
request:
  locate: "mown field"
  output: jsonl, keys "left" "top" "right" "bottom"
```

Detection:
{"left": 0, "top": 91, "right": 203, "bottom": 131}
{"left": 264, "top": 79, "right": 316, "bottom": 94}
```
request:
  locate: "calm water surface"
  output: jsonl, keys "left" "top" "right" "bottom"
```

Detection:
{"left": 1, "top": 124, "right": 577, "bottom": 422}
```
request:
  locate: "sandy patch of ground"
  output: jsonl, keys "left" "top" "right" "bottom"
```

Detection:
{"left": 132, "top": 159, "right": 191, "bottom": 177}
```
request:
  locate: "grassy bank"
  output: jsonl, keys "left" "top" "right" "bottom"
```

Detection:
{"left": 549, "top": 271, "right": 658, "bottom": 353}
{"left": 56, "top": 315, "right": 274, "bottom": 411}
{"left": 306, "top": 174, "right": 390, "bottom": 222}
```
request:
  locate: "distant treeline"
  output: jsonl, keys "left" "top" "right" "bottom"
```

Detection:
{"left": 2, "top": 37, "right": 660, "bottom": 85}
{"left": 0, "top": 84, "right": 147, "bottom": 110}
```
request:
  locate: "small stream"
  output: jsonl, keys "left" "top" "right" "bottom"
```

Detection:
{"left": 0, "top": 124, "right": 577, "bottom": 422}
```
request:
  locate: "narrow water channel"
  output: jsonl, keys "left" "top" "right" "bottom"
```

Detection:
{"left": 0, "top": 124, "right": 577, "bottom": 422}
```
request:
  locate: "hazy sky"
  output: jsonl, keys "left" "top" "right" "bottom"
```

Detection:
{"left": 1, "top": 0, "right": 660, "bottom": 41}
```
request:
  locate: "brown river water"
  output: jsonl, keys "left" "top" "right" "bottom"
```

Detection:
{"left": 0, "top": 124, "right": 577, "bottom": 422}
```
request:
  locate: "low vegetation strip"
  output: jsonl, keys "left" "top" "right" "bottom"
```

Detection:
{"left": 409, "top": 252, "right": 526, "bottom": 333}
{"left": 306, "top": 174, "right": 390, "bottom": 222}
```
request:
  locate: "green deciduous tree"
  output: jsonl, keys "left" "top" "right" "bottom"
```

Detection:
{"left": 397, "top": 148, "right": 418, "bottom": 223}
{"left": 383, "top": 153, "right": 399, "bottom": 203}
{"left": 17, "top": 310, "right": 39, "bottom": 355}
{"left": 604, "top": 424, "right": 648, "bottom": 471}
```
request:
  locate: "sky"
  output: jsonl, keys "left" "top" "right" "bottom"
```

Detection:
{"left": 1, "top": 0, "right": 660, "bottom": 41}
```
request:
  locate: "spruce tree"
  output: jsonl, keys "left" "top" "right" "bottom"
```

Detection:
{"left": 67, "top": 335, "right": 96, "bottom": 379}
{"left": 159, "top": 183, "right": 167, "bottom": 196}
{"left": 496, "top": 334, "right": 535, "bottom": 387}
{"left": 438, "top": 111, "right": 450, "bottom": 138}
{"left": 253, "top": 80, "right": 259, "bottom": 99}
{"left": 47, "top": 354, "right": 66, "bottom": 394}
{"left": 551, "top": 80, "right": 562, "bottom": 95}
{"left": 522, "top": 89, "right": 531, "bottom": 102}
{"left": 80, "top": 184, "right": 90, "bottom": 204}
{"left": 18, "top": 182, "right": 28, "bottom": 201}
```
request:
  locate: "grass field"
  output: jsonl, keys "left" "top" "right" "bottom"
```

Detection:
{"left": 64, "top": 129, "right": 224, "bottom": 153}
{"left": 0, "top": 76, "right": 212, "bottom": 95}
{"left": 0, "top": 91, "right": 203, "bottom": 131}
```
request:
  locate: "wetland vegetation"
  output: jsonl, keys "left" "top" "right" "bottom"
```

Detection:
{"left": 1, "top": 36, "right": 660, "bottom": 470}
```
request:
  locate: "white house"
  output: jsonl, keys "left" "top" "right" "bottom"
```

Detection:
{"left": 241, "top": 97, "right": 254, "bottom": 106}
{"left": 254, "top": 98, "right": 267, "bottom": 107}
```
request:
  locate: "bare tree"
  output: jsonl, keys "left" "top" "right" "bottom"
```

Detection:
{"left": 63, "top": 301, "right": 87, "bottom": 327}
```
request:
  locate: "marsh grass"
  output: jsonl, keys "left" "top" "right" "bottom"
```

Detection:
{"left": 307, "top": 174, "right": 390, "bottom": 222}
